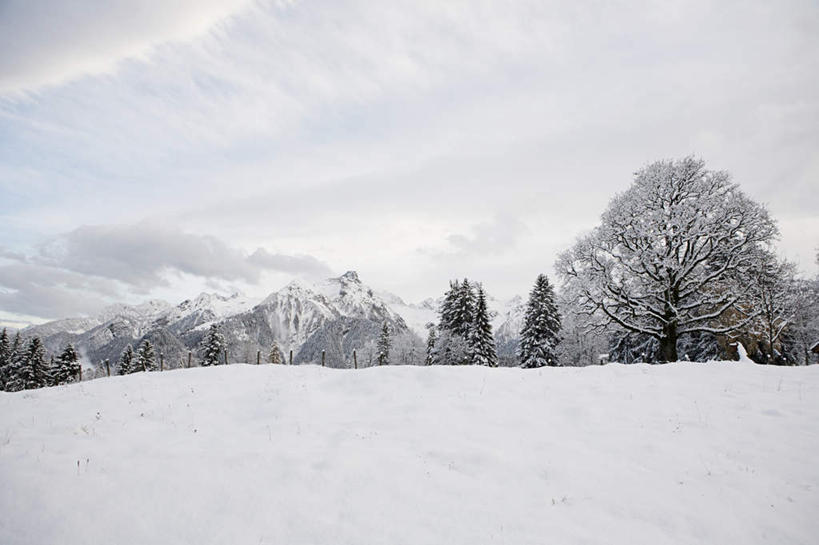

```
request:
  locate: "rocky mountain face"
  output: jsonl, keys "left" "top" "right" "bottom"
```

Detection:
{"left": 23, "top": 272, "right": 413, "bottom": 371}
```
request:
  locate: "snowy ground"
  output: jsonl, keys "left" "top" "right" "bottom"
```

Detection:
{"left": 1, "top": 363, "right": 817, "bottom": 544}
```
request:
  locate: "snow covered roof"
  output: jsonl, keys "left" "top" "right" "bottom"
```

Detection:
{"left": 811, "top": 341, "right": 819, "bottom": 353}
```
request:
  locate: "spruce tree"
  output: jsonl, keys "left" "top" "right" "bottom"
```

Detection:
{"left": 53, "top": 343, "right": 81, "bottom": 385}
{"left": 16, "top": 337, "right": 50, "bottom": 389}
{"left": 4, "top": 333, "right": 23, "bottom": 392}
{"left": 439, "top": 280, "right": 461, "bottom": 333}
{"left": 200, "top": 324, "right": 225, "bottom": 366}
{"left": 0, "top": 328, "right": 10, "bottom": 390}
{"left": 268, "top": 340, "right": 283, "bottom": 364}
{"left": 469, "top": 286, "right": 498, "bottom": 367}
{"left": 452, "top": 279, "right": 476, "bottom": 338}
{"left": 424, "top": 323, "right": 437, "bottom": 365}
{"left": 118, "top": 344, "right": 135, "bottom": 375}
{"left": 519, "top": 274, "right": 562, "bottom": 368}
{"left": 136, "top": 340, "right": 157, "bottom": 372}
{"left": 377, "top": 322, "right": 391, "bottom": 366}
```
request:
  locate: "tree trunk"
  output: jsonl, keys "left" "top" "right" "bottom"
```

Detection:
{"left": 659, "top": 328, "right": 678, "bottom": 363}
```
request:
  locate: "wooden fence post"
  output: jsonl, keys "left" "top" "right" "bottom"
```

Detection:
{"left": 160, "top": 353, "right": 164, "bottom": 372}
{"left": 257, "top": 350, "right": 261, "bottom": 365}
{"left": 289, "top": 350, "right": 293, "bottom": 365}
{"left": 78, "top": 366, "right": 82, "bottom": 382}
{"left": 187, "top": 351, "right": 192, "bottom": 368}
{"left": 353, "top": 350, "right": 357, "bottom": 369}
{"left": 321, "top": 350, "right": 325, "bottom": 367}
{"left": 105, "top": 360, "right": 110, "bottom": 377}
{"left": 224, "top": 349, "right": 229, "bottom": 366}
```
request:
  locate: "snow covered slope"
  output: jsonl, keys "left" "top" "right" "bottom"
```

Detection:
{"left": 1, "top": 363, "right": 817, "bottom": 544}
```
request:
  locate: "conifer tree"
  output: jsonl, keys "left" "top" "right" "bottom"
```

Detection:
{"left": 519, "top": 274, "right": 562, "bottom": 368}
{"left": 14, "top": 337, "right": 50, "bottom": 390}
{"left": 4, "top": 333, "right": 23, "bottom": 391}
{"left": 0, "top": 328, "right": 10, "bottom": 390}
{"left": 439, "top": 280, "right": 461, "bottom": 333}
{"left": 377, "top": 322, "right": 391, "bottom": 366}
{"left": 201, "top": 324, "right": 225, "bottom": 366}
{"left": 469, "top": 286, "right": 498, "bottom": 366}
{"left": 136, "top": 340, "right": 157, "bottom": 372}
{"left": 452, "top": 279, "right": 476, "bottom": 338}
{"left": 424, "top": 323, "right": 437, "bottom": 365}
{"left": 53, "top": 343, "right": 81, "bottom": 385}
{"left": 118, "top": 344, "right": 135, "bottom": 375}
{"left": 268, "top": 340, "right": 283, "bottom": 364}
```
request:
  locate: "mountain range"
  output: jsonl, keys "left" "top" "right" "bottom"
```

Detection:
{"left": 20, "top": 271, "right": 526, "bottom": 369}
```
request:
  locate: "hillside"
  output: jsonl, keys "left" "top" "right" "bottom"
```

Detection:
{"left": 1, "top": 363, "right": 817, "bottom": 544}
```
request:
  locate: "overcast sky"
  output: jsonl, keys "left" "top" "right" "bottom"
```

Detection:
{"left": 1, "top": 0, "right": 817, "bottom": 327}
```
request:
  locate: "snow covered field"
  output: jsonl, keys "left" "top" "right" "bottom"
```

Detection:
{"left": 1, "top": 363, "right": 817, "bottom": 544}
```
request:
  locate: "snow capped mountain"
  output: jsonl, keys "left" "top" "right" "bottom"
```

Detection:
{"left": 20, "top": 271, "right": 524, "bottom": 368}
{"left": 385, "top": 297, "right": 438, "bottom": 338}
{"left": 252, "top": 279, "right": 338, "bottom": 353}
{"left": 492, "top": 295, "right": 525, "bottom": 339}
{"left": 97, "top": 299, "right": 173, "bottom": 326}
{"left": 162, "top": 292, "right": 254, "bottom": 333}
{"left": 20, "top": 316, "right": 102, "bottom": 338}
{"left": 315, "top": 270, "right": 403, "bottom": 323}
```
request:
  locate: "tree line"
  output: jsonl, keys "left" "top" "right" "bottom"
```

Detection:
{"left": 0, "top": 331, "right": 81, "bottom": 391}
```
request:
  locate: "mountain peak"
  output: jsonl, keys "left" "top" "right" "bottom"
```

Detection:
{"left": 339, "top": 270, "right": 360, "bottom": 283}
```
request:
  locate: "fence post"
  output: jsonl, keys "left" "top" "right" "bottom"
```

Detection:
{"left": 257, "top": 350, "right": 261, "bottom": 365}
{"left": 224, "top": 349, "right": 229, "bottom": 366}
{"left": 321, "top": 350, "right": 325, "bottom": 367}
{"left": 160, "top": 353, "right": 164, "bottom": 372}
{"left": 353, "top": 349, "right": 357, "bottom": 369}
{"left": 105, "top": 360, "right": 110, "bottom": 377}
{"left": 289, "top": 350, "right": 293, "bottom": 365}
{"left": 187, "top": 351, "right": 192, "bottom": 368}
{"left": 78, "top": 366, "right": 82, "bottom": 382}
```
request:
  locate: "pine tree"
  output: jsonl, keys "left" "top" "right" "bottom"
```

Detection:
{"left": 4, "top": 333, "right": 23, "bottom": 392}
{"left": 519, "top": 274, "right": 562, "bottom": 368}
{"left": 0, "top": 328, "right": 10, "bottom": 390}
{"left": 439, "top": 280, "right": 461, "bottom": 333}
{"left": 118, "top": 344, "right": 135, "bottom": 375}
{"left": 377, "top": 322, "right": 391, "bottom": 366}
{"left": 452, "top": 279, "right": 476, "bottom": 338}
{"left": 53, "top": 344, "right": 81, "bottom": 385}
{"left": 424, "top": 323, "right": 437, "bottom": 365}
{"left": 469, "top": 286, "right": 498, "bottom": 366}
{"left": 268, "top": 340, "right": 283, "bottom": 364}
{"left": 136, "top": 340, "right": 157, "bottom": 372}
{"left": 200, "top": 324, "right": 225, "bottom": 366}
{"left": 15, "top": 337, "right": 50, "bottom": 390}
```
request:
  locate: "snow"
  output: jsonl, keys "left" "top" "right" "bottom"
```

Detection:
{"left": 386, "top": 299, "right": 437, "bottom": 337}
{"left": 2, "top": 363, "right": 817, "bottom": 544}
{"left": 387, "top": 293, "right": 526, "bottom": 340}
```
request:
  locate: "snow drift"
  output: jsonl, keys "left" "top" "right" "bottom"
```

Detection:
{"left": 1, "top": 363, "right": 817, "bottom": 544}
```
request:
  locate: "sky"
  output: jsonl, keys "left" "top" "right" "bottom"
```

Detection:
{"left": 1, "top": 0, "right": 818, "bottom": 327}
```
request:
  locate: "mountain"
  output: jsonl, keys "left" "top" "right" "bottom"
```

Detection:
{"left": 21, "top": 271, "right": 416, "bottom": 371}
{"left": 491, "top": 295, "right": 526, "bottom": 366}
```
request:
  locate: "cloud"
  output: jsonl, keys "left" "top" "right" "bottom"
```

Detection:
{"left": 0, "top": 262, "right": 117, "bottom": 318}
{"left": 37, "top": 223, "right": 261, "bottom": 288}
{"left": 0, "top": 224, "right": 334, "bottom": 319}
{"left": 445, "top": 215, "right": 529, "bottom": 257}
{"left": 247, "top": 249, "right": 334, "bottom": 279}
{"left": 0, "top": 0, "right": 252, "bottom": 96}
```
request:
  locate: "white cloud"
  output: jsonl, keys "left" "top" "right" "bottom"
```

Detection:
{"left": 0, "top": 0, "right": 252, "bottom": 96}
